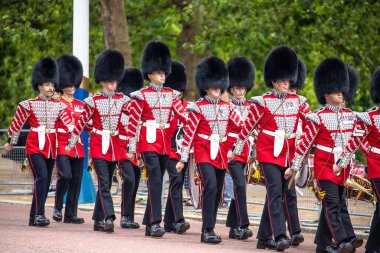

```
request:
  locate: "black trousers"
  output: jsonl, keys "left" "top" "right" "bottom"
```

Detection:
{"left": 257, "top": 162, "right": 292, "bottom": 240}
{"left": 366, "top": 178, "right": 380, "bottom": 252}
{"left": 55, "top": 155, "right": 84, "bottom": 218}
{"left": 28, "top": 154, "right": 55, "bottom": 217}
{"left": 198, "top": 163, "right": 226, "bottom": 230}
{"left": 164, "top": 158, "right": 187, "bottom": 224}
{"left": 226, "top": 161, "right": 249, "bottom": 228}
{"left": 119, "top": 159, "right": 141, "bottom": 219}
{"left": 92, "top": 158, "right": 117, "bottom": 221}
{"left": 283, "top": 180, "right": 301, "bottom": 236}
{"left": 141, "top": 152, "right": 168, "bottom": 225}
{"left": 314, "top": 180, "right": 355, "bottom": 246}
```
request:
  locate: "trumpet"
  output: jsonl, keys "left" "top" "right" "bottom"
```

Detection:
{"left": 344, "top": 175, "right": 375, "bottom": 205}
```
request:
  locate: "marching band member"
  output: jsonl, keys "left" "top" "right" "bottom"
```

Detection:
{"left": 286, "top": 58, "right": 362, "bottom": 253}
{"left": 126, "top": 41, "right": 187, "bottom": 238}
{"left": 177, "top": 56, "right": 243, "bottom": 244}
{"left": 5, "top": 57, "right": 71, "bottom": 226}
{"left": 66, "top": 49, "right": 129, "bottom": 233}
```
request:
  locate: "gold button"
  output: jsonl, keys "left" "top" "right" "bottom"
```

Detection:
{"left": 159, "top": 123, "right": 165, "bottom": 129}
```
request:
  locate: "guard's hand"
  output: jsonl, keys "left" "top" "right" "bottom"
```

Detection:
{"left": 4, "top": 142, "right": 13, "bottom": 153}
{"left": 333, "top": 164, "right": 342, "bottom": 176}
{"left": 284, "top": 168, "right": 293, "bottom": 180}
{"left": 127, "top": 153, "right": 135, "bottom": 161}
{"left": 227, "top": 150, "right": 235, "bottom": 162}
{"left": 176, "top": 161, "right": 185, "bottom": 173}
{"left": 247, "top": 157, "right": 255, "bottom": 165}
{"left": 65, "top": 146, "right": 72, "bottom": 153}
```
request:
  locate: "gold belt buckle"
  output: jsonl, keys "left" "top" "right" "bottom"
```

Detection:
{"left": 45, "top": 128, "right": 51, "bottom": 134}
{"left": 159, "top": 123, "right": 166, "bottom": 129}
{"left": 285, "top": 132, "right": 290, "bottom": 139}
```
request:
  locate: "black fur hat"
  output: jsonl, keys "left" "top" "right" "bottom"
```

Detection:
{"left": 94, "top": 49, "right": 124, "bottom": 84}
{"left": 31, "top": 57, "right": 59, "bottom": 91}
{"left": 195, "top": 56, "right": 229, "bottom": 97}
{"left": 344, "top": 64, "right": 360, "bottom": 103}
{"left": 164, "top": 61, "right": 187, "bottom": 92}
{"left": 56, "top": 54, "right": 83, "bottom": 91}
{"left": 290, "top": 58, "right": 307, "bottom": 90}
{"left": 314, "top": 57, "right": 349, "bottom": 105}
{"left": 117, "top": 67, "right": 144, "bottom": 97}
{"left": 141, "top": 40, "right": 171, "bottom": 81}
{"left": 227, "top": 57, "right": 255, "bottom": 93}
{"left": 264, "top": 46, "right": 298, "bottom": 88}
{"left": 370, "top": 66, "right": 380, "bottom": 104}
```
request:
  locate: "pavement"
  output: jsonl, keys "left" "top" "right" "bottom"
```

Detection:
{"left": 0, "top": 201, "right": 367, "bottom": 253}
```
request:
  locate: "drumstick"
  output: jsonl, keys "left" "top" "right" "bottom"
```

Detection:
{"left": 288, "top": 172, "right": 296, "bottom": 189}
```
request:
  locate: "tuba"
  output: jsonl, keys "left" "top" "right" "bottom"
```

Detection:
{"left": 344, "top": 163, "right": 374, "bottom": 204}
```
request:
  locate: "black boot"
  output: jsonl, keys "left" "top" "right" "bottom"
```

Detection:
{"left": 349, "top": 237, "right": 363, "bottom": 250}
{"left": 34, "top": 215, "right": 50, "bottom": 226}
{"left": 94, "top": 220, "right": 105, "bottom": 231}
{"left": 290, "top": 233, "right": 304, "bottom": 246}
{"left": 257, "top": 239, "right": 277, "bottom": 250}
{"left": 64, "top": 216, "right": 84, "bottom": 224}
{"left": 52, "top": 208, "right": 62, "bottom": 222}
{"left": 336, "top": 242, "right": 353, "bottom": 253}
{"left": 239, "top": 227, "right": 253, "bottom": 240}
{"left": 275, "top": 236, "right": 290, "bottom": 251}
{"left": 150, "top": 223, "right": 165, "bottom": 237}
{"left": 103, "top": 217, "right": 114, "bottom": 233}
{"left": 201, "top": 229, "right": 222, "bottom": 244}
{"left": 228, "top": 227, "right": 241, "bottom": 240}
{"left": 120, "top": 216, "right": 139, "bottom": 229}
{"left": 316, "top": 245, "right": 338, "bottom": 253}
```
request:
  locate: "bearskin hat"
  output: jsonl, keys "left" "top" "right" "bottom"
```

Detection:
{"left": 290, "top": 58, "right": 307, "bottom": 90}
{"left": 56, "top": 54, "right": 83, "bottom": 91}
{"left": 32, "top": 57, "right": 59, "bottom": 91}
{"left": 117, "top": 67, "right": 144, "bottom": 97}
{"left": 370, "top": 66, "right": 380, "bottom": 104}
{"left": 314, "top": 57, "right": 350, "bottom": 105}
{"left": 141, "top": 40, "right": 171, "bottom": 81}
{"left": 264, "top": 46, "right": 298, "bottom": 88}
{"left": 164, "top": 61, "right": 187, "bottom": 92}
{"left": 344, "top": 64, "right": 360, "bottom": 103}
{"left": 195, "top": 56, "right": 229, "bottom": 97}
{"left": 94, "top": 49, "right": 124, "bottom": 84}
{"left": 227, "top": 57, "right": 255, "bottom": 93}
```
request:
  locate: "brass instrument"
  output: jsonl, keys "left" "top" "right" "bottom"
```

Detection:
{"left": 20, "top": 157, "right": 30, "bottom": 173}
{"left": 345, "top": 175, "right": 375, "bottom": 205}
{"left": 246, "top": 160, "right": 265, "bottom": 185}
{"left": 137, "top": 155, "right": 147, "bottom": 179}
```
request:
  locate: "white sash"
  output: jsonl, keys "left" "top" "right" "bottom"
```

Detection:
{"left": 102, "top": 130, "right": 111, "bottom": 155}
{"left": 37, "top": 126, "right": 46, "bottom": 150}
{"left": 210, "top": 134, "right": 220, "bottom": 160}
{"left": 273, "top": 130, "right": 285, "bottom": 157}
{"left": 146, "top": 120, "right": 157, "bottom": 143}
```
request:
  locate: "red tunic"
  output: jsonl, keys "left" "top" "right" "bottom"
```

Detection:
{"left": 119, "top": 102, "right": 137, "bottom": 166}
{"left": 233, "top": 90, "right": 310, "bottom": 168}
{"left": 337, "top": 106, "right": 380, "bottom": 179}
{"left": 67, "top": 91, "right": 130, "bottom": 162}
{"left": 126, "top": 85, "right": 187, "bottom": 155}
{"left": 167, "top": 99, "right": 188, "bottom": 160}
{"left": 180, "top": 96, "right": 243, "bottom": 170}
{"left": 292, "top": 105, "right": 357, "bottom": 185}
{"left": 8, "top": 95, "right": 71, "bottom": 159}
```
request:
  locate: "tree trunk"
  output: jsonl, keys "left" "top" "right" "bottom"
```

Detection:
{"left": 98, "top": 0, "right": 132, "bottom": 67}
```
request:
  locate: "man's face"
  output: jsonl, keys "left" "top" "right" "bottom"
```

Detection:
{"left": 206, "top": 88, "right": 221, "bottom": 99}
{"left": 231, "top": 86, "right": 246, "bottom": 99}
{"left": 326, "top": 92, "right": 344, "bottom": 106}
{"left": 38, "top": 82, "right": 55, "bottom": 97}
{"left": 101, "top": 81, "right": 117, "bottom": 93}
{"left": 62, "top": 86, "right": 76, "bottom": 96}
{"left": 148, "top": 71, "right": 166, "bottom": 86}
{"left": 273, "top": 79, "right": 290, "bottom": 94}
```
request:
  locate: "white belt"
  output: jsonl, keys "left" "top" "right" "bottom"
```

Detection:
{"left": 370, "top": 146, "right": 380, "bottom": 155}
{"left": 227, "top": 133, "right": 239, "bottom": 138}
{"left": 31, "top": 127, "right": 56, "bottom": 133}
{"left": 57, "top": 128, "right": 67, "bottom": 133}
{"left": 119, "top": 135, "right": 127, "bottom": 140}
{"left": 142, "top": 122, "right": 170, "bottom": 129}
{"left": 92, "top": 128, "right": 119, "bottom": 136}
{"left": 262, "top": 129, "right": 295, "bottom": 139}
{"left": 316, "top": 144, "right": 339, "bottom": 153}
{"left": 197, "top": 133, "right": 227, "bottom": 142}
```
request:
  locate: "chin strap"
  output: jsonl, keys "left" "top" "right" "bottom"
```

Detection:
{"left": 328, "top": 94, "right": 344, "bottom": 106}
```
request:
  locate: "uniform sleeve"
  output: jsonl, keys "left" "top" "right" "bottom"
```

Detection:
{"left": 126, "top": 98, "right": 144, "bottom": 153}
{"left": 8, "top": 102, "right": 31, "bottom": 145}
{"left": 172, "top": 96, "right": 188, "bottom": 124}
{"left": 180, "top": 111, "right": 201, "bottom": 162}
{"left": 67, "top": 103, "right": 94, "bottom": 149}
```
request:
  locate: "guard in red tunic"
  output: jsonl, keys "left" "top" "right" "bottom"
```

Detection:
{"left": 286, "top": 58, "right": 363, "bottom": 253}
{"left": 5, "top": 57, "right": 71, "bottom": 226}
{"left": 228, "top": 46, "right": 310, "bottom": 251}
{"left": 177, "top": 56, "right": 243, "bottom": 244}
{"left": 126, "top": 41, "right": 187, "bottom": 238}
{"left": 117, "top": 67, "right": 144, "bottom": 229}
{"left": 224, "top": 57, "right": 255, "bottom": 241}
{"left": 53, "top": 54, "right": 87, "bottom": 224}
{"left": 334, "top": 67, "right": 380, "bottom": 253}
{"left": 66, "top": 49, "right": 128, "bottom": 233}
{"left": 162, "top": 61, "right": 190, "bottom": 234}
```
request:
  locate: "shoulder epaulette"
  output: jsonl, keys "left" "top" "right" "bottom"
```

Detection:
{"left": 84, "top": 96, "right": 95, "bottom": 108}
{"left": 19, "top": 100, "right": 30, "bottom": 110}
{"left": 130, "top": 90, "right": 144, "bottom": 100}
{"left": 306, "top": 112, "right": 321, "bottom": 125}
{"left": 172, "top": 89, "right": 181, "bottom": 99}
{"left": 355, "top": 112, "right": 372, "bottom": 126}
{"left": 186, "top": 102, "right": 200, "bottom": 114}
{"left": 299, "top": 95, "right": 307, "bottom": 105}
{"left": 250, "top": 96, "right": 264, "bottom": 107}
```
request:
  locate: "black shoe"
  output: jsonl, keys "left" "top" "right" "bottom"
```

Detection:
{"left": 29, "top": 217, "right": 36, "bottom": 226}
{"left": 275, "top": 237, "right": 290, "bottom": 251}
{"left": 145, "top": 225, "right": 151, "bottom": 236}
{"left": 240, "top": 227, "right": 253, "bottom": 240}
{"left": 165, "top": 221, "right": 190, "bottom": 234}
{"left": 120, "top": 216, "right": 139, "bottom": 229}
{"left": 104, "top": 218, "right": 114, "bottom": 233}
{"left": 64, "top": 216, "right": 84, "bottom": 224}
{"left": 201, "top": 229, "right": 222, "bottom": 244}
{"left": 150, "top": 224, "right": 165, "bottom": 237}
{"left": 316, "top": 245, "right": 338, "bottom": 253}
{"left": 349, "top": 237, "right": 363, "bottom": 249}
{"left": 94, "top": 220, "right": 105, "bottom": 232}
{"left": 257, "top": 239, "right": 277, "bottom": 250}
{"left": 34, "top": 215, "right": 50, "bottom": 226}
{"left": 228, "top": 228, "right": 241, "bottom": 240}
{"left": 52, "top": 208, "right": 62, "bottom": 222}
{"left": 336, "top": 242, "right": 353, "bottom": 253}
{"left": 290, "top": 233, "right": 304, "bottom": 246}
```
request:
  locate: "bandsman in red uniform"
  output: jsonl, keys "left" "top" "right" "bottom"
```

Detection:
{"left": 286, "top": 57, "right": 363, "bottom": 253}
{"left": 228, "top": 46, "right": 310, "bottom": 251}
{"left": 224, "top": 57, "right": 255, "bottom": 241}
{"left": 53, "top": 54, "right": 88, "bottom": 224}
{"left": 66, "top": 49, "right": 128, "bottom": 233}
{"left": 334, "top": 67, "right": 380, "bottom": 253}
{"left": 162, "top": 61, "right": 191, "bottom": 234}
{"left": 126, "top": 41, "right": 187, "bottom": 238}
{"left": 5, "top": 57, "right": 71, "bottom": 226}
{"left": 117, "top": 67, "right": 144, "bottom": 229}
{"left": 176, "top": 56, "right": 243, "bottom": 244}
